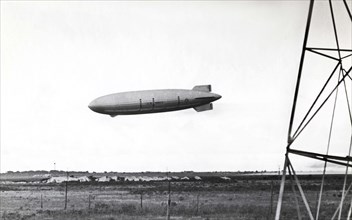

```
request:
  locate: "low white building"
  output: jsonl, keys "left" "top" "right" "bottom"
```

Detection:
{"left": 97, "top": 176, "right": 111, "bottom": 182}
{"left": 77, "top": 176, "right": 91, "bottom": 182}
{"left": 125, "top": 176, "right": 140, "bottom": 181}
{"left": 221, "top": 176, "right": 231, "bottom": 181}
{"left": 46, "top": 176, "right": 79, "bottom": 183}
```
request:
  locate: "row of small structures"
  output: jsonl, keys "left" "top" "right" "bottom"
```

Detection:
{"left": 45, "top": 175, "right": 231, "bottom": 183}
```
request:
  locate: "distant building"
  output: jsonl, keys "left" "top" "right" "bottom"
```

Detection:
{"left": 194, "top": 176, "right": 202, "bottom": 180}
{"left": 46, "top": 176, "right": 79, "bottom": 183}
{"left": 77, "top": 176, "right": 91, "bottom": 182}
{"left": 97, "top": 176, "right": 111, "bottom": 182}
{"left": 220, "top": 176, "right": 231, "bottom": 181}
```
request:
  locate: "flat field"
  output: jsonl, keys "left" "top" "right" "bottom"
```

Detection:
{"left": 1, "top": 174, "right": 351, "bottom": 219}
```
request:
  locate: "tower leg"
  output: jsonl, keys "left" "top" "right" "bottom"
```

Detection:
{"left": 275, "top": 155, "right": 288, "bottom": 220}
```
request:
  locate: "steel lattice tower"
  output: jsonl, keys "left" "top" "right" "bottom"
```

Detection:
{"left": 275, "top": 0, "right": 352, "bottom": 219}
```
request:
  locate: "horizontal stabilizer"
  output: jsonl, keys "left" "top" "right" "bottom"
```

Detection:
{"left": 194, "top": 103, "right": 213, "bottom": 112}
{"left": 192, "top": 85, "right": 211, "bottom": 92}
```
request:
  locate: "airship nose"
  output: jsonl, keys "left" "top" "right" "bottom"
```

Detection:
{"left": 88, "top": 99, "right": 100, "bottom": 112}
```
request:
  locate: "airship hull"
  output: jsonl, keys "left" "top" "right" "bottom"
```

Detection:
{"left": 89, "top": 85, "right": 221, "bottom": 116}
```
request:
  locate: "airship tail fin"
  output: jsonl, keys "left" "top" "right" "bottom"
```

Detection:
{"left": 192, "top": 85, "right": 211, "bottom": 92}
{"left": 194, "top": 103, "right": 213, "bottom": 112}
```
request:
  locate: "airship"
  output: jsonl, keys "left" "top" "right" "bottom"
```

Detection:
{"left": 88, "top": 85, "right": 221, "bottom": 117}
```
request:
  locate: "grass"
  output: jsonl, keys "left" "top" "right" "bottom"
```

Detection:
{"left": 1, "top": 175, "right": 350, "bottom": 219}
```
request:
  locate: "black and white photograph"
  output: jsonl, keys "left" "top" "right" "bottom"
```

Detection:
{"left": 1, "top": 0, "right": 351, "bottom": 219}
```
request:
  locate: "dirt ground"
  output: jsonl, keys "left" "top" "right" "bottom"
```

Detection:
{"left": 1, "top": 174, "right": 351, "bottom": 219}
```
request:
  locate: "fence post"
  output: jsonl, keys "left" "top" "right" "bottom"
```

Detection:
{"left": 64, "top": 172, "right": 68, "bottom": 210}
{"left": 140, "top": 193, "right": 143, "bottom": 210}
{"left": 196, "top": 193, "right": 200, "bottom": 216}
{"left": 88, "top": 194, "right": 91, "bottom": 210}
{"left": 41, "top": 194, "right": 43, "bottom": 209}
{"left": 269, "top": 180, "right": 274, "bottom": 218}
{"left": 166, "top": 178, "right": 171, "bottom": 220}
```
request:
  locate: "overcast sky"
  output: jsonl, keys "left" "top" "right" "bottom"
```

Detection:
{"left": 1, "top": 1, "right": 351, "bottom": 173}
